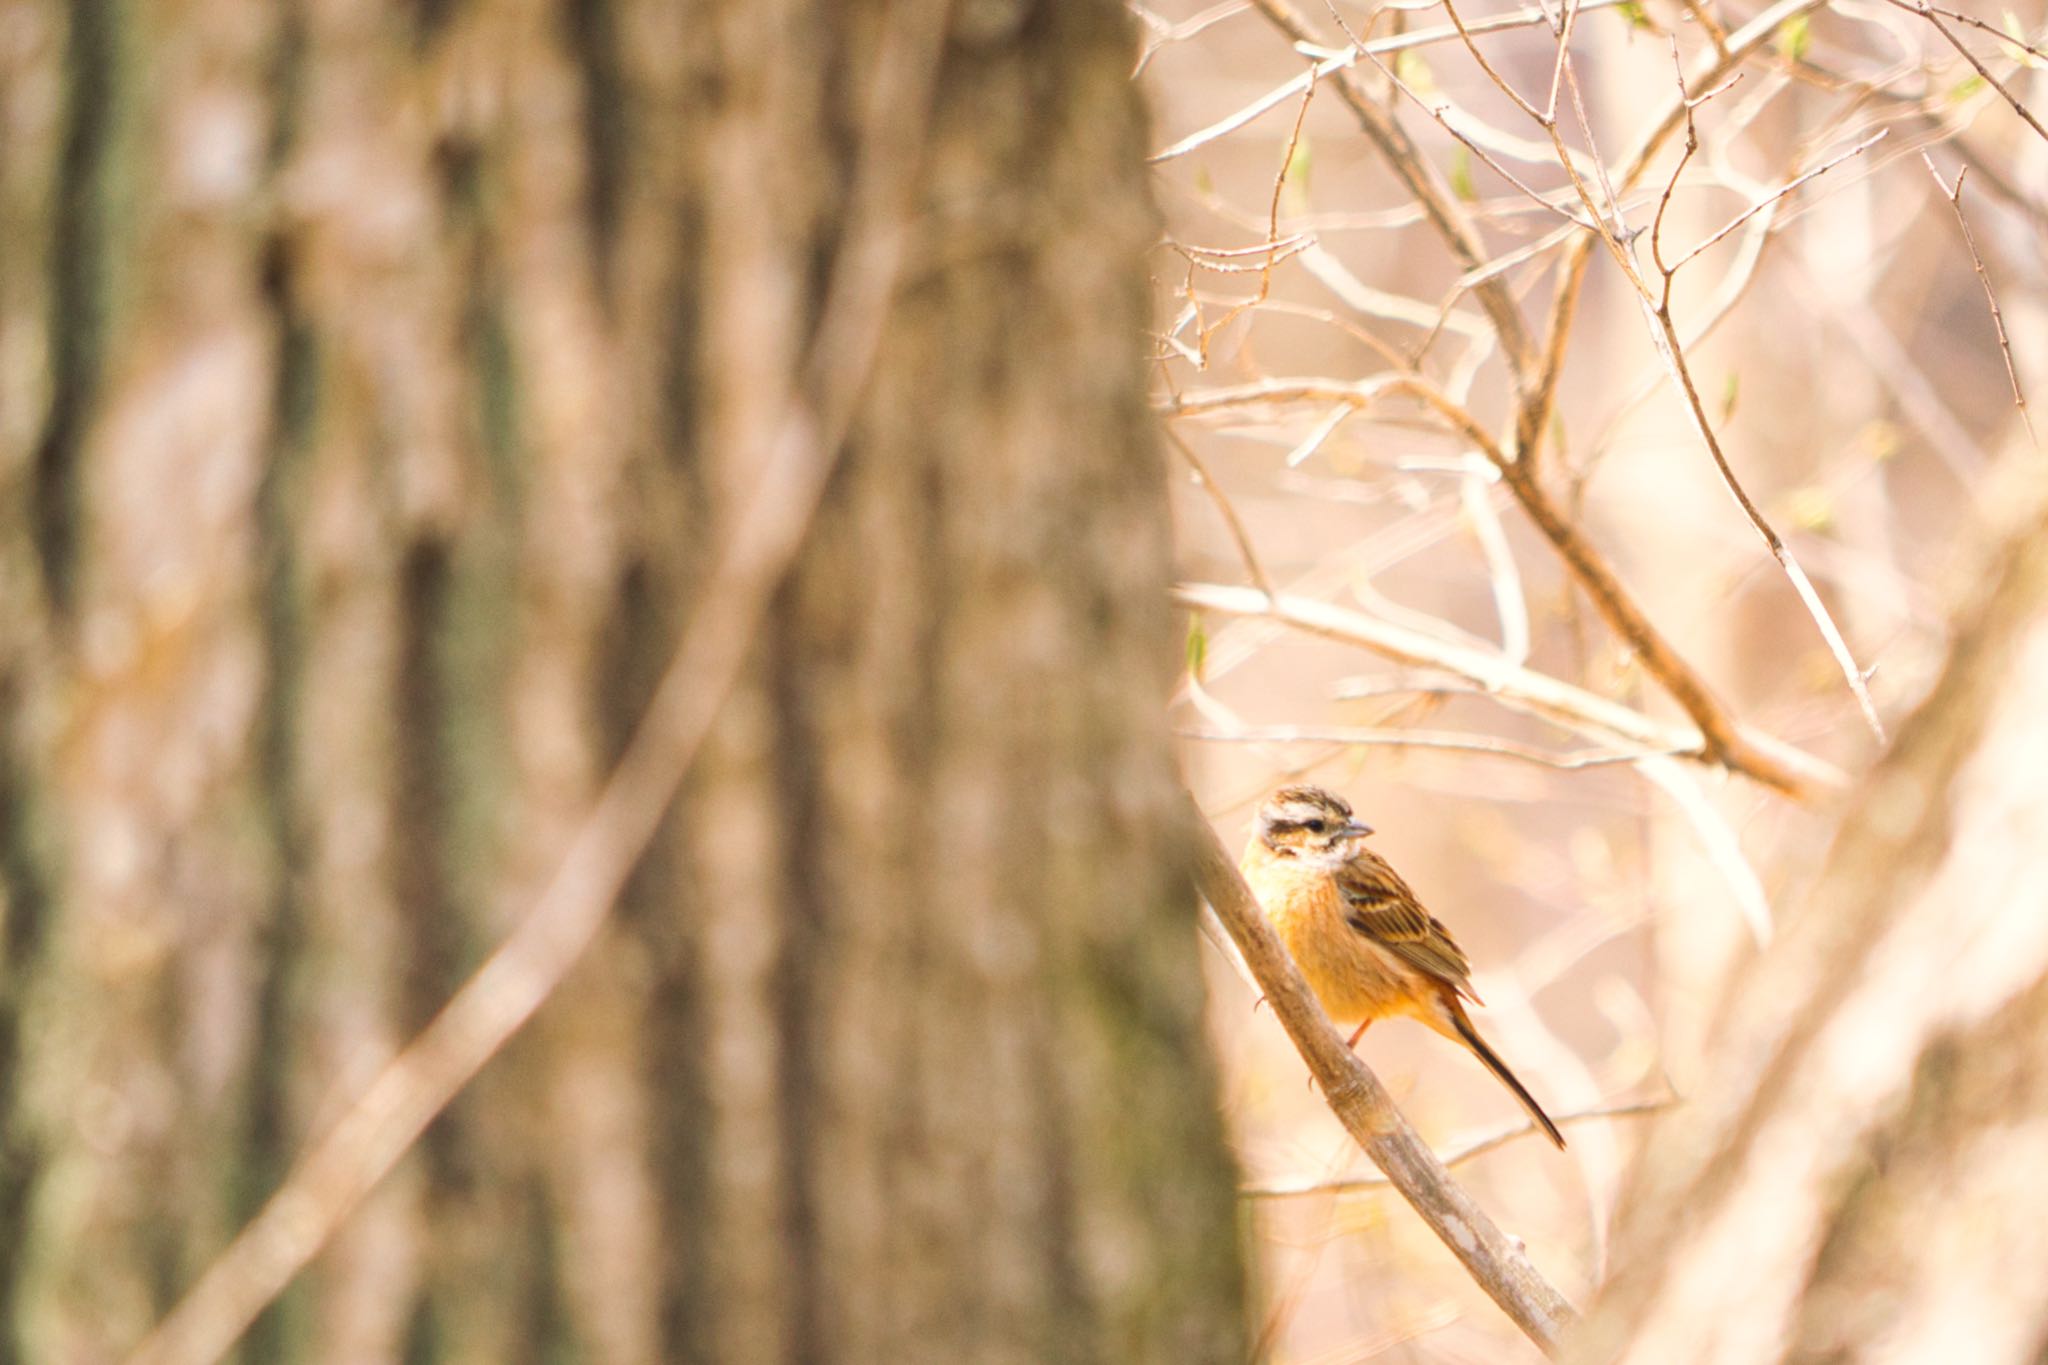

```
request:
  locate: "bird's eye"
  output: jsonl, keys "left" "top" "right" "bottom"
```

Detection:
{"left": 1304, "top": 818, "right": 1327, "bottom": 834}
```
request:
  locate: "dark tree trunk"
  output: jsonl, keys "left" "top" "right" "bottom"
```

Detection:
{"left": 0, "top": 2, "right": 1247, "bottom": 1361}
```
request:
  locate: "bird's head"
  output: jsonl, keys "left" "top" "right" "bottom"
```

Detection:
{"left": 1253, "top": 785, "right": 1374, "bottom": 859}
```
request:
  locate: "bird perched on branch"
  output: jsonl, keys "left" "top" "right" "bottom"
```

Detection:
{"left": 1240, "top": 783, "right": 1565, "bottom": 1149}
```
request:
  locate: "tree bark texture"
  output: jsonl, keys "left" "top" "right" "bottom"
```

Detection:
{"left": 0, "top": 2, "right": 1247, "bottom": 1361}
{"left": 1572, "top": 464, "right": 2048, "bottom": 1364}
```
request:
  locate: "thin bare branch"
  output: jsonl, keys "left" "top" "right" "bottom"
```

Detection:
{"left": 1166, "top": 423, "right": 1279, "bottom": 600}
{"left": 1175, "top": 722, "right": 1685, "bottom": 770}
{"left": 1188, "top": 66, "right": 1320, "bottom": 364}
{"left": 1630, "top": 61, "right": 1891, "bottom": 744}
{"left": 1150, "top": 44, "right": 1355, "bottom": 164}
{"left": 1440, "top": 0, "right": 1545, "bottom": 122}
{"left": 1634, "top": 266, "right": 1889, "bottom": 743}
{"left": 1173, "top": 581, "right": 1848, "bottom": 798}
{"left": 1669, "top": 130, "right": 1887, "bottom": 275}
{"left": 1242, "top": 1099, "right": 1676, "bottom": 1197}
{"left": 1360, "top": 39, "right": 1599, "bottom": 233}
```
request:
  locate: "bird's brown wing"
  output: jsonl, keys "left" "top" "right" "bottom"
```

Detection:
{"left": 1337, "top": 854, "right": 1481, "bottom": 1002}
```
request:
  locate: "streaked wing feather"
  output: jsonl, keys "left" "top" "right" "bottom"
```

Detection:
{"left": 1338, "top": 859, "right": 1479, "bottom": 1000}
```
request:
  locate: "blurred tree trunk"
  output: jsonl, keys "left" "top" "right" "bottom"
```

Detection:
{"left": 1573, "top": 467, "right": 2048, "bottom": 1365}
{"left": 0, "top": 2, "right": 1246, "bottom": 1362}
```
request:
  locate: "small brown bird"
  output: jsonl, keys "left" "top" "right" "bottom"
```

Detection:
{"left": 1241, "top": 784, "right": 1565, "bottom": 1148}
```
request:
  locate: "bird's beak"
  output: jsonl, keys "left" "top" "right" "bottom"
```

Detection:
{"left": 1337, "top": 821, "right": 1374, "bottom": 840}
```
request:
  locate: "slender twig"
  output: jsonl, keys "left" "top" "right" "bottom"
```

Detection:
{"left": 1170, "top": 234, "right": 1315, "bottom": 263}
{"left": 1242, "top": 1099, "right": 1676, "bottom": 1198}
{"left": 1186, "top": 792, "right": 1581, "bottom": 1355}
{"left": 122, "top": 6, "right": 954, "bottom": 1363}
{"left": 1555, "top": 20, "right": 1627, "bottom": 241}
{"left": 1596, "top": 195, "right": 1776, "bottom": 467}
{"left": 1193, "top": 68, "right": 1320, "bottom": 363}
{"left": 1644, "top": 304, "right": 1888, "bottom": 743}
{"left": 1922, "top": 156, "right": 2038, "bottom": 448}
{"left": 1490, "top": 21, "right": 1888, "bottom": 746}
{"left": 1165, "top": 424, "right": 1279, "bottom": 600}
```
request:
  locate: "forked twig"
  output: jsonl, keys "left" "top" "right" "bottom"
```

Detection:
{"left": 1884, "top": 0, "right": 2048, "bottom": 146}
{"left": 1923, "top": 155, "right": 2037, "bottom": 448}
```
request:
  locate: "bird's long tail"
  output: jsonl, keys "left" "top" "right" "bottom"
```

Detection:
{"left": 1446, "top": 1003, "right": 1566, "bottom": 1149}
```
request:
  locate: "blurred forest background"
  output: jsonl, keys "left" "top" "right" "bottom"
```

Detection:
{"left": 1153, "top": 0, "right": 2048, "bottom": 1361}
{"left": 2, "top": 0, "right": 2047, "bottom": 1363}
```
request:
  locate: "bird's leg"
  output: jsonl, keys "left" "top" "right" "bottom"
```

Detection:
{"left": 1303, "top": 1020, "right": 1375, "bottom": 1091}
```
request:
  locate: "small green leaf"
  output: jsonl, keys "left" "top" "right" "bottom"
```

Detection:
{"left": 1779, "top": 14, "right": 1811, "bottom": 62}
{"left": 1185, "top": 613, "right": 1208, "bottom": 680}
{"left": 1395, "top": 49, "right": 1433, "bottom": 94}
{"left": 1280, "top": 136, "right": 1313, "bottom": 216}
{"left": 1720, "top": 372, "right": 1739, "bottom": 423}
{"left": 1618, "top": 0, "right": 1651, "bottom": 29}
{"left": 1194, "top": 165, "right": 1215, "bottom": 196}
{"left": 1450, "top": 145, "right": 1476, "bottom": 202}
{"left": 1786, "top": 486, "right": 1833, "bottom": 531}
{"left": 2001, "top": 10, "right": 2041, "bottom": 66}
{"left": 1285, "top": 136, "right": 1312, "bottom": 187}
{"left": 1949, "top": 74, "right": 1987, "bottom": 101}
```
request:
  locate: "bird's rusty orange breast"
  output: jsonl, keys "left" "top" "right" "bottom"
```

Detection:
{"left": 1240, "top": 845, "right": 1424, "bottom": 1026}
